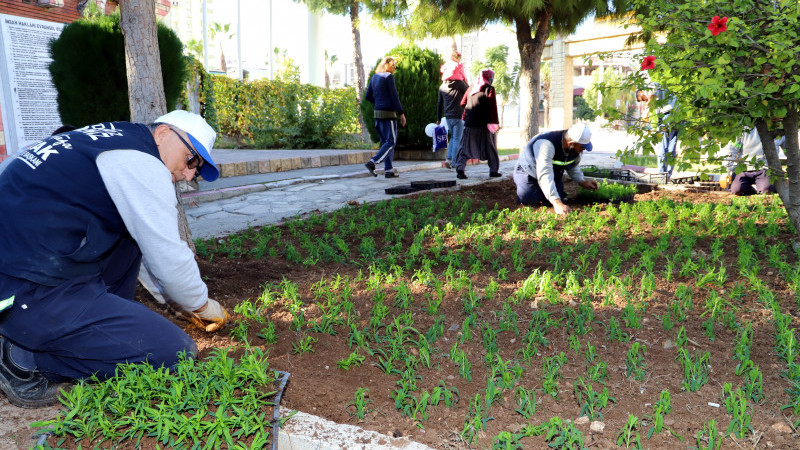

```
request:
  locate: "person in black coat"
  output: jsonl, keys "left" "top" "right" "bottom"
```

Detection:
{"left": 454, "top": 68, "right": 501, "bottom": 180}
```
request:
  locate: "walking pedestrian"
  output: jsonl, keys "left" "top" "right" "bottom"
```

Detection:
{"left": 364, "top": 56, "right": 406, "bottom": 179}
{"left": 454, "top": 68, "right": 501, "bottom": 180}
{"left": 437, "top": 51, "right": 468, "bottom": 169}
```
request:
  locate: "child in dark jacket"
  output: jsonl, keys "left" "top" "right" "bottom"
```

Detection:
{"left": 365, "top": 56, "right": 406, "bottom": 178}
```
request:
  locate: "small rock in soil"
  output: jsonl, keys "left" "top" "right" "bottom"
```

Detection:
{"left": 771, "top": 422, "right": 793, "bottom": 434}
{"left": 663, "top": 339, "right": 675, "bottom": 349}
{"left": 393, "top": 430, "right": 403, "bottom": 437}
{"left": 575, "top": 416, "right": 590, "bottom": 425}
{"left": 663, "top": 417, "right": 675, "bottom": 427}
{"left": 590, "top": 421, "right": 605, "bottom": 433}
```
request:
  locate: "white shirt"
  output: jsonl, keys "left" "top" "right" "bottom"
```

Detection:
{"left": 97, "top": 150, "right": 207, "bottom": 311}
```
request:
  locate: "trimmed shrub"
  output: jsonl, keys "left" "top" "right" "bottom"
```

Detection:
{"left": 360, "top": 44, "right": 443, "bottom": 150}
{"left": 211, "top": 76, "right": 360, "bottom": 149}
{"left": 48, "top": 13, "right": 187, "bottom": 126}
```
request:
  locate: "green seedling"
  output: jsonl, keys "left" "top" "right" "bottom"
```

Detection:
{"left": 460, "top": 314, "right": 475, "bottom": 343}
{"left": 33, "top": 348, "right": 278, "bottom": 448}
{"left": 461, "top": 393, "right": 494, "bottom": 444}
{"left": 346, "top": 388, "right": 373, "bottom": 421}
{"left": 424, "top": 315, "right": 445, "bottom": 343}
{"left": 347, "top": 323, "right": 368, "bottom": 349}
{"left": 498, "top": 302, "right": 519, "bottom": 335}
{"left": 539, "top": 416, "right": 587, "bottom": 449}
{"left": 626, "top": 342, "right": 647, "bottom": 382}
{"left": 491, "top": 430, "right": 524, "bottom": 450}
{"left": 450, "top": 344, "right": 473, "bottom": 382}
{"left": 569, "top": 334, "right": 582, "bottom": 354}
{"left": 256, "top": 322, "right": 278, "bottom": 345}
{"left": 692, "top": 419, "right": 722, "bottom": 450}
{"left": 430, "top": 380, "right": 459, "bottom": 407}
{"left": 677, "top": 348, "right": 710, "bottom": 392}
{"left": 490, "top": 354, "right": 523, "bottom": 390}
{"left": 606, "top": 317, "right": 630, "bottom": 342}
{"left": 292, "top": 335, "right": 318, "bottom": 354}
{"left": 621, "top": 304, "right": 642, "bottom": 329}
{"left": 616, "top": 414, "right": 643, "bottom": 449}
{"left": 228, "top": 320, "right": 250, "bottom": 343}
{"left": 337, "top": 350, "right": 365, "bottom": 370}
{"left": 722, "top": 383, "right": 752, "bottom": 439}
{"left": 661, "top": 312, "right": 674, "bottom": 331}
{"left": 542, "top": 352, "right": 567, "bottom": 398}
{"left": 675, "top": 326, "right": 688, "bottom": 348}
{"left": 588, "top": 361, "right": 609, "bottom": 384}
{"left": 574, "top": 377, "right": 616, "bottom": 420}
{"left": 732, "top": 323, "right": 752, "bottom": 369}
{"left": 645, "top": 390, "right": 681, "bottom": 440}
{"left": 584, "top": 341, "right": 597, "bottom": 363}
{"left": 514, "top": 386, "right": 537, "bottom": 419}
{"left": 739, "top": 361, "right": 764, "bottom": 403}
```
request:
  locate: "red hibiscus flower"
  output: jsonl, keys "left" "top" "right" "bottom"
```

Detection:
{"left": 708, "top": 16, "right": 728, "bottom": 36}
{"left": 640, "top": 55, "right": 656, "bottom": 71}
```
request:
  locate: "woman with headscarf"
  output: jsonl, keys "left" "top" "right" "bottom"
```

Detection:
{"left": 454, "top": 68, "right": 501, "bottom": 180}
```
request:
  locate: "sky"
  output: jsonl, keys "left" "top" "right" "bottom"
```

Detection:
{"left": 212, "top": 0, "right": 403, "bottom": 81}
{"left": 207, "top": 0, "right": 600, "bottom": 83}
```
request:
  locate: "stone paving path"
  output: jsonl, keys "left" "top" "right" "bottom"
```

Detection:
{"left": 185, "top": 148, "right": 622, "bottom": 239}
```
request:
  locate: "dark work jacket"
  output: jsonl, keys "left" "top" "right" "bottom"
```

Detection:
{"left": 0, "top": 122, "right": 161, "bottom": 285}
{"left": 528, "top": 130, "right": 580, "bottom": 180}
{"left": 365, "top": 72, "right": 404, "bottom": 115}
{"left": 461, "top": 85, "right": 499, "bottom": 127}
{"left": 436, "top": 79, "right": 468, "bottom": 119}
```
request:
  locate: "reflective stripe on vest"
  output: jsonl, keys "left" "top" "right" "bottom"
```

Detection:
{"left": 553, "top": 158, "right": 576, "bottom": 166}
{"left": 0, "top": 296, "right": 14, "bottom": 312}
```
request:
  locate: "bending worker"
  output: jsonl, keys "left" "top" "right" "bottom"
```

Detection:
{"left": 513, "top": 123, "right": 598, "bottom": 215}
{"left": 0, "top": 111, "right": 230, "bottom": 408}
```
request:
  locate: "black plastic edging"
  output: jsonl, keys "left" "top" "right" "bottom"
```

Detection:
{"left": 271, "top": 370, "right": 291, "bottom": 450}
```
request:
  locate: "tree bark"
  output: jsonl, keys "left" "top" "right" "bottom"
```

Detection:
{"left": 119, "top": 0, "right": 167, "bottom": 122}
{"left": 515, "top": 9, "right": 551, "bottom": 149}
{"left": 119, "top": 0, "right": 196, "bottom": 252}
{"left": 760, "top": 108, "right": 800, "bottom": 234}
{"left": 350, "top": 2, "right": 371, "bottom": 143}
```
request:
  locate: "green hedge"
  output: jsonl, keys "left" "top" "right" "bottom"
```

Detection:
{"left": 360, "top": 44, "right": 443, "bottom": 150}
{"left": 49, "top": 12, "right": 187, "bottom": 126}
{"left": 211, "top": 76, "right": 360, "bottom": 149}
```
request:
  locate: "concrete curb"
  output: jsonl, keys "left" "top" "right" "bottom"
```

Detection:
{"left": 182, "top": 154, "right": 519, "bottom": 204}
{"left": 277, "top": 410, "right": 434, "bottom": 450}
{"left": 215, "top": 151, "right": 375, "bottom": 179}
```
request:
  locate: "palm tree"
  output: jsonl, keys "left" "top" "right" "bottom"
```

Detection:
{"left": 324, "top": 50, "right": 339, "bottom": 89}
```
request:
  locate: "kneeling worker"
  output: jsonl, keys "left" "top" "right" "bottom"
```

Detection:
{"left": 0, "top": 111, "right": 230, "bottom": 408}
{"left": 513, "top": 124, "right": 599, "bottom": 215}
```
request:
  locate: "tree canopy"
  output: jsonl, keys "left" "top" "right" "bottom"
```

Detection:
{"left": 371, "top": 0, "right": 632, "bottom": 144}
{"left": 605, "top": 0, "right": 800, "bottom": 233}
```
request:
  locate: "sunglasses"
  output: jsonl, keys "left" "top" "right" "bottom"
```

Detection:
{"left": 170, "top": 128, "right": 203, "bottom": 170}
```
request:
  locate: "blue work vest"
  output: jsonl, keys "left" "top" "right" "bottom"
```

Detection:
{"left": 0, "top": 122, "right": 161, "bottom": 286}
{"left": 529, "top": 130, "right": 580, "bottom": 179}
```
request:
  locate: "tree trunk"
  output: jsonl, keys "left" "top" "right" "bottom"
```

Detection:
{"left": 350, "top": 2, "right": 370, "bottom": 143}
{"left": 119, "top": 0, "right": 196, "bottom": 252}
{"left": 515, "top": 10, "right": 551, "bottom": 149}
{"left": 760, "top": 109, "right": 800, "bottom": 234}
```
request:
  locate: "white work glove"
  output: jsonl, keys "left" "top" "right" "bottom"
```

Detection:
{"left": 186, "top": 298, "right": 231, "bottom": 332}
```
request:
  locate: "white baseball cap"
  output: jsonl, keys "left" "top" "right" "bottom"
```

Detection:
{"left": 566, "top": 123, "right": 593, "bottom": 152}
{"left": 155, "top": 110, "right": 220, "bottom": 181}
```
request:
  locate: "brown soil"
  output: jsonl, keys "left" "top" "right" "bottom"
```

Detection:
{"left": 14, "top": 179, "right": 800, "bottom": 449}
